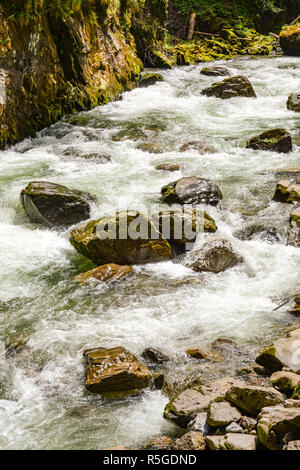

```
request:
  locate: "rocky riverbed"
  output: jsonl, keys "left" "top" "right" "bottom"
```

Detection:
{"left": 0, "top": 55, "right": 300, "bottom": 450}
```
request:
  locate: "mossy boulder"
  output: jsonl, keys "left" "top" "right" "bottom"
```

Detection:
{"left": 270, "top": 371, "right": 300, "bottom": 393}
{"left": 186, "top": 239, "right": 243, "bottom": 274}
{"left": 84, "top": 346, "right": 152, "bottom": 396}
{"left": 225, "top": 385, "right": 284, "bottom": 416}
{"left": 161, "top": 177, "right": 223, "bottom": 206}
{"left": 74, "top": 263, "right": 133, "bottom": 285}
{"left": 287, "top": 93, "right": 300, "bottom": 112}
{"left": 273, "top": 180, "right": 300, "bottom": 204}
{"left": 20, "top": 181, "right": 93, "bottom": 227}
{"left": 256, "top": 328, "right": 300, "bottom": 373}
{"left": 139, "top": 72, "right": 164, "bottom": 88}
{"left": 201, "top": 76, "right": 256, "bottom": 99}
{"left": 70, "top": 211, "right": 173, "bottom": 265}
{"left": 200, "top": 66, "right": 230, "bottom": 77}
{"left": 280, "top": 24, "right": 300, "bottom": 56}
{"left": 152, "top": 208, "right": 217, "bottom": 253}
{"left": 257, "top": 404, "right": 300, "bottom": 450}
{"left": 246, "top": 128, "right": 292, "bottom": 153}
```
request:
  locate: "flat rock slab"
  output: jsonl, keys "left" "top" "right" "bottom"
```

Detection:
{"left": 75, "top": 263, "right": 133, "bottom": 285}
{"left": 207, "top": 401, "right": 242, "bottom": 427}
{"left": 206, "top": 433, "right": 257, "bottom": 450}
{"left": 84, "top": 346, "right": 151, "bottom": 395}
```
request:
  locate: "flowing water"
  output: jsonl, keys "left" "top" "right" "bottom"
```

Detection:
{"left": 0, "top": 56, "right": 300, "bottom": 449}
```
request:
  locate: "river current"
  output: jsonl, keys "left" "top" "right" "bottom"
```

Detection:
{"left": 0, "top": 56, "right": 300, "bottom": 449}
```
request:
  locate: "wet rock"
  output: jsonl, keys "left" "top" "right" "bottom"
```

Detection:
{"left": 172, "top": 431, "right": 205, "bottom": 450}
{"left": 275, "top": 167, "right": 300, "bottom": 179}
{"left": 74, "top": 264, "right": 133, "bottom": 285}
{"left": 84, "top": 346, "right": 152, "bottom": 395}
{"left": 287, "top": 440, "right": 300, "bottom": 450}
{"left": 142, "top": 348, "right": 169, "bottom": 364}
{"left": 62, "top": 147, "right": 112, "bottom": 163}
{"left": 201, "top": 76, "right": 256, "bottom": 99}
{"left": 179, "top": 141, "right": 215, "bottom": 154}
{"left": 186, "top": 239, "right": 243, "bottom": 274}
{"left": 187, "top": 413, "right": 210, "bottom": 435}
{"left": 234, "top": 224, "right": 281, "bottom": 243}
{"left": 152, "top": 208, "right": 217, "bottom": 253}
{"left": 164, "top": 377, "right": 245, "bottom": 428}
{"left": 273, "top": 180, "right": 300, "bottom": 204}
{"left": 207, "top": 401, "right": 242, "bottom": 427}
{"left": 246, "top": 128, "right": 292, "bottom": 153}
{"left": 290, "top": 208, "right": 300, "bottom": 229}
{"left": 271, "top": 371, "right": 300, "bottom": 393}
{"left": 211, "top": 338, "right": 237, "bottom": 349}
{"left": 225, "top": 385, "right": 285, "bottom": 416}
{"left": 138, "top": 142, "right": 165, "bottom": 154}
{"left": 206, "top": 433, "right": 257, "bottom": 450}
{"left": 139, "top": 73, "right": 164, "bottom": 88}
{"left": 153, "top": 371, "right": 165, "bottom": 390}
{"left": 255, "top": 328, "right": 300, "bottom": 373}
{"left": 70, "top": 211, "right": 173, "bottom": 265}
{"left": 240, "top": 416, "right": 257, "bottom": 432}
{"left": 21, "top": 181, "right": 93, "bottom": 227}
{"left": 102, "top": 446, "right": 126, "bottom": 450}
{"left": 186, "top": 349, "right": 208, "bottom": 360}
{"left": 161, "top": 176, "right": 223, "bottom": 206}
{"left": 225, "top": 422, "right": 244, "bottom": 433}
{"left": 287, "top": 93, "right": 300, "bottom": 112}
{"left": 155, "top": 163, "right": 183, "bottom": 171}
{"left": 257, "top": 404, "right": 300, "bottom": 450}
{"left": 280, "top": 25, "right": 300, "bottom": 56}
{"left": 145, "top": 436, "right": 174, "bottom": 450}
{"left": 200, "top": 66, "right": 230, "bottom": 77}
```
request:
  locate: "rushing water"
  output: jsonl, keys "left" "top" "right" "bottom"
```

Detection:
{"left": 0, "top": 56, "right": 300, "bottom": 450}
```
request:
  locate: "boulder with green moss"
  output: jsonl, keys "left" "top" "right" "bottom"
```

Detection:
{"left": 201, "top": 76, "right": 256, "bottom": 99}
{"left": 161, "top": 176, "right": 223, "bottom": 206}
{"left": 70, "top": 211, "right": 173, "bottom": 265}
{"left": 256, "top": 328, "right": 300, "bottom": 373}
{"left": 21, "top": 181, "right": 93, "bottom": 227}
{"left": 246, "top": 128, "right": 292, "bottom": 153}
{"left": 270, "top": 371, "right": 300, "bottom": 393}
{"left": 273, "top": 180, "right": 300, "bottom": 204}
{"left": 257, "top": 404, "right": 300, "bottom": 450}
{"left": 139, "top": 73, "right": 164, "bottom": 88}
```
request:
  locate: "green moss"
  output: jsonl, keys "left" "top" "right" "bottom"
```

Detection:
{"left": 292, "top": 384, "right": 300, "bottom": 400}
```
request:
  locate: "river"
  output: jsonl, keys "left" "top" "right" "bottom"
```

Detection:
{"left": 0, "top": 56, "right": 299, "bottom": 449}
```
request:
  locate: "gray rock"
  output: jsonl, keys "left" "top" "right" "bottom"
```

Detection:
{"left": 161, "top": 176, "right": 223, "bottom": 206}
{"left": 186, "top": 239, "right": 243, "bottom": 273}
{"left": 187, "top": 412, "right": 210, "bottom": 436}
{"left": 207, "top": 401, "right": 242, "bottom": 427}
{"left": 200, "top": 66, "right": 230, "bottom": 77}
{"left": 225, "top": 422, "right": 244, "bottom": 434}
{"left": 240, "top": 416, "right": 257, "bottom": 432}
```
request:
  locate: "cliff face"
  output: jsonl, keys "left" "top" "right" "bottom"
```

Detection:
{"left": 0, "top": 0, "right": 167, "bottom": 149}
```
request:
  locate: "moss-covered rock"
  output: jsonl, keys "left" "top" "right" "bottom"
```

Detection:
{"left": 270, "top": 371, "right": 300, "bottom": 393}
{"left": 139, "top": 72, "right": 164, "bottom": 88}
{"left": 257, "top": 404, "right": 300, "bottom": 450}
{"left": 246, "top": 128, "right": 292, "bottom": 153}
{"left": 74, "top": 263, "right": 133, "bottom": 285}
{"left": 225, "top": 385, "right": 284, "bottom": 416}
{"left": 201, "top": 76, "right": 256, "bottom": 99}
{"left": 255, "top": 328, "right": 300, "bottom": 373}
{"left": 186, "top": 239, "right": 243, "bottom": 274}
{"left": 84, "top": 346, "right": 152, "bottom": 396}
{"left": 273, "top": 180, "right": 300, "bottom": 204}
{"left": 21, "top": 181, "right": 93, "bottom": 227}
{"left": 280, "top": 24, "right": 300, "bottom": 56}
{"left": 161, "top": 176, "right": 223, "bottom": 206}
{"left": 70, "top": 210, "right": 173, "bottom": 265}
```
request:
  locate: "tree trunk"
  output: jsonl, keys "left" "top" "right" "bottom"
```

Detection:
{"left": 187, "top": 12, "right": 196, "bottom": 41}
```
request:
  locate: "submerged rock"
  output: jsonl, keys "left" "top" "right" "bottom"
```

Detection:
{"left": 186, "top": 349, "right": 208, "bottom": 360}
{"left": 255, "top": 328, "right": 300, "bottom": 373}
{"left": 70, "top": 211, "right": 173, "bottom": 265}
{"left": 139, "top": 73, "right": 164, "bottom": 88}
{"left": 287, "top": 93, "right": 300, "bottom": 112}
{"left": 172, "top": 431, "right": 205, "bottom": 450}
{"left": 155, "top": 163, "right": 183, "bottom": 171}
{"left": 62, "top": 147, "right": 112, "bottom": 163}
{"left": 200, "top": 66, "right": 230, "bottom": 77}
{"left": 257, "top": 404, "right": 300, "bottom": 450}
{"left": 21, "top": 181, "right": 93, "bottom": 227}
{"left": 142, "top": 348, "right": 169, "bottom": 365}
{"left": 206, "top": 433, "right": 257, "bottom": 450}
{"left": 273, "top": 180, "right": 300, "bottom": 204}
{"left": 74, "top": 264, "right": 133, "bottom": 285}
{"left": 179, "top": 141, "right": 216, "bottom": 154}
{"left": 161, "top": 176, "right": 223, "bottom": 206}
{"left": 84, "top": 346, "right": 151, "bottom": 395}
{"left": 246, "top": 128, "right": 292, "bottom": 153}
{"left": 186, "top": 239, "right": 243, "bottom": 273}
{"left": 201, "top": 76, "right": 256, "bottom": 99}
{"left": 225, "top": 385, "right": 284, "bottom": 416}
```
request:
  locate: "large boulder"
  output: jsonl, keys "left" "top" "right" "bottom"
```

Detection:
{"left": 255, "top": 328, "right": 300, "bottom": 373}
{"left": 270, "top": 371, "right": 300, "bottom": 393}
{"left": 152, "top": 208, "right": 217, "bottom": 253}
{"left": 172, "top": 431, "right": 205, "bottom": 450}
{"left": 139, "top": 72, "right": 164, "bottom": 88}
{"left": 273, "top": 180, "right": 300, "bottom": 204}
{"left": 21, "top": 181, "right": 93, "bottom": 227}
{"left": 70, "top": 211, "right": 173, "bottom": 265}
{"left": 207, "top": 401, "right": 242, "bottom": 428}
{"left": 200, "top": 66, "right": 230, "bottom": 77}
{"left": 74, "top": 264, "right": 133, "bottom": 285}
{"left": 84, "top": 346, "right": 152, "bottom": 395}
{"left": 280, "top": 24, "right": 300, "bottom": 56}
{"left": 185, "top": 239, "right": 243, "bottom": 273}
{"left": 246, "top": 128, "right": 292, "bottom": 153}
{"left": 257, "top": 404, "right": 300, "bottom": 450}
{"left": 225, "top": 385, "right": 284, "bottom": 416}
{"left": 287, "top": 92, "right": 300, "bottom": 112}
{"left": 161, "top": 177, "right": 223, "bottom": 206}
{"left": 163, "top": 377, "right": 245, "bottom": 428}
{"left": 206, "top": 433, "right": 257, "bottom": 451}
{"left": 201, "top": 76, "right": 256, "bottom": 99}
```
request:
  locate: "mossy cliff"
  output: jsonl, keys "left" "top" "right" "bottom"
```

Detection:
{"left": 0, "top": 0, "right": 167, "bottom": 149}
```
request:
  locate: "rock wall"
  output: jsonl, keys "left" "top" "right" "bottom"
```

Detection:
{"left": 0, "top": 0, "right": 167, "bottom": 149}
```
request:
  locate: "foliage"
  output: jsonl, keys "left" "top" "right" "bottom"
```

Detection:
{"left": 4, "top": 0, "right": 85, "bottom": 22}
